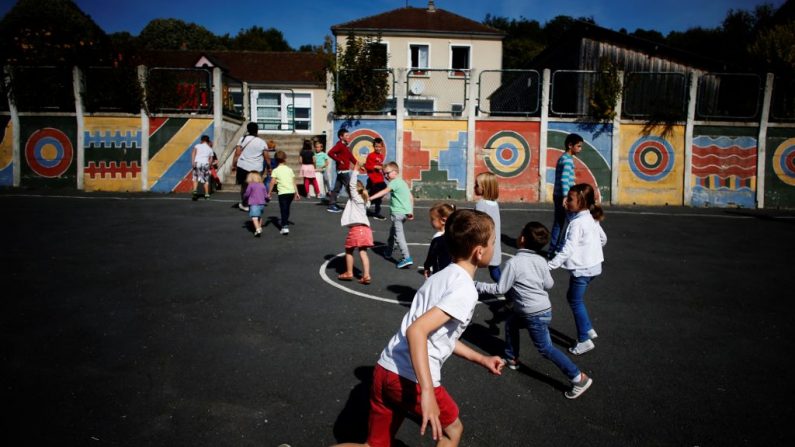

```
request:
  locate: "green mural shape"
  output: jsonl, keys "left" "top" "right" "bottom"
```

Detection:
{"left": 412, "top": 160, "right": 466, "bottom": 200}
{"left": 548, "top": 131, "right": 612, "bottom": 202}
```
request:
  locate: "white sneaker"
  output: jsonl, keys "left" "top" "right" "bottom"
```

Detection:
{"left": 569, "top": 339, "right": 595, "bottom": 355}
{"left": 238, "top": 203, "right": 249, "bottom": 212}
{"left": 565, "top": 373, "right": 593, "bottom": 399}
{"left": 280, "top": 227, "right": 289, "bottom": 235}
{"left": 587, "top": 329, "right": 598, "bottom": 339}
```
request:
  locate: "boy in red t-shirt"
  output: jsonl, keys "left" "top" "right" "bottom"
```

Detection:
{"left": 364, "top": 138, "right": 387, "bottom": 220}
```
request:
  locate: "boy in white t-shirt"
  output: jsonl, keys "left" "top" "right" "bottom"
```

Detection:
{"left": 334, "top": 209, "right": 505, "bottom": 447}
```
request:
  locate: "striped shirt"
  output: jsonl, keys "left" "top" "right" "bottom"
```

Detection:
{"left": 553, "top": 153, "right": 576, "bottom": 197}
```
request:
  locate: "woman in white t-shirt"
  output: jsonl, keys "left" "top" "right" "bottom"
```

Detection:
{"left": 232, "top": 122, "right": 270, "bottom": 211}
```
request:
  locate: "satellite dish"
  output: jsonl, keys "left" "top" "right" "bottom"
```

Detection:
{"left": 409, "top": 80, "right": 425, "bottom": 95}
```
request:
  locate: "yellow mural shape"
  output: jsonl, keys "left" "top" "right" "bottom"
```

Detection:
{"left": 404, "top": 120, "right": 467, "bottom": 161}
{"left": 617, "top": 124, "right": 685, "bottom": 205}
{"left": 0, "top": 119, "right": 12, "bottom": 169}
{"left": 83, "top": 117, "right": 144, "bottom": 192}
{"left": 148, "top": 118, "right": 212, "bottom": 188}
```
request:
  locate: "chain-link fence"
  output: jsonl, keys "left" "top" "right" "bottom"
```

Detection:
{"left": 478, "top": 69, "right": 540, "bottom": 116}
{"left": 8, "top": 66, "right": 74, "bottom": 112}
{"left": 770, "top": 74, "right": 795, "bottom": 122}
{"left": 222, "top": 73, "right": 244, "bottom": 118}
{"left": 697, "top": 73, "right": 761, "bottom": 120}
{"left": 83, "top": 66, "right": 142, "bottom": 114}
{"left": 550, "top": 70, "right": 605, "bottom": 117}
{"left": 405, "top": 69, "right": 468, "bottom": 116}
{"left": 622, "top": 72, "right": 688, "bottom": 120}
{"left": 146, "top": 67, "right": 212, "bottom": 114}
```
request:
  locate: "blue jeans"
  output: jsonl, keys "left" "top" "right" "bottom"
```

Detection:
{"left": 505, "top": 310, "right": 580, "bottom": 380}
{"left": 489, "top": 265, "right": 502, "bottom": 282}
{"left": 567, "top": 274, "right": 595, "bottom": 342}
{"left": 388, "top": 213, "right": 410, "bottom": 259}
{"left": 549, "top": 195, "right": 567, "bottom": 254}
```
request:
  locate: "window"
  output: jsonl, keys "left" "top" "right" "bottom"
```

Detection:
{"left": 410, "top": 44, "right": 429, "bottom": 70}
{"left": 405, "top": 99, "right": 434, "bottom": 116}
{"left": 451, "top": 103, "right": 464, "bottom": 117}
{"left": 450, "top": 45, "right": 470, "bottom": 76}
{"left": 251, "top": 91, "right": 312, "bottom": 131}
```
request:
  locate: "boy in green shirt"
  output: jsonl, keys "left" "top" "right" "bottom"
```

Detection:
{"left": 369, "top": 162, "right": 415, "bottom": 268}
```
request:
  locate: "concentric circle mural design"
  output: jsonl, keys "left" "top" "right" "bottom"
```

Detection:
{"left": 772, "top": 137, "right": 795, "bottom": 187}
{"left": 25, "top": 128, "right": 73, "bottom": 178}
{"left": 629, "top": 135, "right": 674, "bottom": 182}
{"left": 484, "top": 131, "right": 530, "bottom": 178}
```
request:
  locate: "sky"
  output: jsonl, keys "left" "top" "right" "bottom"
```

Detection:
{"left": 0, "top": 0, "right": 787, "bottom": 49}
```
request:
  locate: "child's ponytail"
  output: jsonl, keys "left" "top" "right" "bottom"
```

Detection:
{"left": 569, "top": 183, "right": 604, "bottom": 221}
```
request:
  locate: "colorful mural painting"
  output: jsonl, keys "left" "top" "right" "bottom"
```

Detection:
{"left": 332, "top": 119, "right": 397, "bottom": 186}
{"left": 84, "top": 117, "right": 143, "bottom": 192}
{"left": 617, "top": 124, "right": 685, "bottom": 205}
{"left": 147, "top": 117, "right": 213, "bottom": 193}
{"left": 404, "top": 120, "right": 467, "bottom": 199}
{"left": 19, "top": 116, "right": 77, "bottom": 188}
{"left": 691, "top": 127, "right": 758, "bottom": 208}
{"left": 546, "top": 123, "right": 612, "bottom": 203}
{"left": 765, "top": 126, "right": 795, "bottom": 208}
{"left": 0, "top": 115, "right": 12, "bottom": 186}
{"left": 475, "top": 121, "right": 540, "bottom": 202}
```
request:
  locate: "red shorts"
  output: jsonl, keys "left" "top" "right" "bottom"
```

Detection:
{"left": 345, "top": 225, "right": 374, "bottom": 249}
{"left": 367, "top": 364, "right": 459, "bottom": 447}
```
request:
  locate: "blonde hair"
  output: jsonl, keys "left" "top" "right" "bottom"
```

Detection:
{"left": 246, "top": 171, "right": 263, "bottom": 183}
{"left": 476, "top": 172, "right": 499, "bottom": 200}
{"left": 430, "top": 202, "right": 456, "bottom": 220}
{"left": 356, "top": 180, "right": 369, "bottom": 202}
{"left": 384, "top": 161, "right": 399, "bottom": 173}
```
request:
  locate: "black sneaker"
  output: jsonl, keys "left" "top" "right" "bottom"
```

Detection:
{"left": 327, "top": 204, "right": 342, "bottom": 213}
{"left": 373, "top": 214, "right": 386, "bottom": 221}
{"left": 565, "top": 373, "right": 593, "bottom": 399}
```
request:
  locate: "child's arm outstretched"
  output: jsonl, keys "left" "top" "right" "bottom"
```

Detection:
{"left": 369, "top": 184, "right": 392, "bottom": 201}
{"left": 475, "top": 262, "right": 515, "bottom": 295}
{"left": 549, "top": 226, "right": 579, "bottom": 269}
{"left": 453, "top": 340, "right": 505, "bottom": 375}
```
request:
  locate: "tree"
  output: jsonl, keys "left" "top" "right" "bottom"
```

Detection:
{"left": 0, "top": 0, "right": 111, "bottom": 65}
{"left": 230, "top": 26, "right": 292, "bottom": 51}
{"left": 333, "top": 33, "right": 390, "bottom": 114}
{"left": 137, "top": 18, "right": 223, "bottom": 50}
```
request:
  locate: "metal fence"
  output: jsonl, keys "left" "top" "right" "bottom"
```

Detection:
{"left": 622, "top": 72, "right": 688, "bottom": 120}
{"left": 771, "top": 75, "right": 795, "bottom": 121}
{"left": 550, "top": 70, "right": 605, "bottom": 117}
{"left": 335, "top": 68, "right": 395, "bottom": 115}
{"left": 83, "top": 66, "right": 142, "bottom": 114}
{"left": 9, "top": 66, "right": 74, "bottom": 112}
{"left": 146, "top": 67, "right": 212, "bottom": 114}
{"left": 697, "top": 73, "right": 761, "bottom": 120}
{"left": 478, "top": 69, "right": 540, "bottom": 116}
{"left": 405, "top": 68, "right": 468, "bottom": 116}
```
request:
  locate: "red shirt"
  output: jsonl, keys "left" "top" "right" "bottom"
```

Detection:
{"left": 328, "top": 140, "right": 356, "bottom": 171}
{"left": 365, "top": 151, "right": 385, "bottom": 183}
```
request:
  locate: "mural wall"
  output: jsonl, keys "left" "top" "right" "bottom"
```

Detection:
{"left": 475, "top": 121, "right": 540, "bottom": 202}
{"left": 546, "top": 123, "right": 613, "bottom": 203}
{"left": 148, "top": 117, "right": 213, "bottom": 193}
{"left": 19, "top": 116, "right": 77, "bottom": 188}
{"left": 84, "top": 117, "right": 143, "bottom": 192}
{"left": 0, "top": 115, "right": 12, "bottom": 186}
{"left": 403, "top": 120, "right": 468, "bottom": 200}
{"left": 332, "top": 119, "right": 397, "bottom": 186}
{"left": 765, "top": 126, "right": 795, "bottom": 208}
{"left": 691, "top": 126, "right": 758, "bottom": 208}
{"left": 617, "top": 124, "right": 685, "bottom": 205}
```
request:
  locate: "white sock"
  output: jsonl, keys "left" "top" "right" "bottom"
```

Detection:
{"left": 572, "top": 373, "right": 583, "bottom": 383}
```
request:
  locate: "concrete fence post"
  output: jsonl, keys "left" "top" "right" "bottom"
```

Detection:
{"left": 684, "top": 70, "right": 700, "bottom": 206}
{"left": 610, "top": 70, "right": 623, "bottom": 205}
{"left": 212, "top": 67, "right": 224, "bottom": 154}
{"left": 756, "top": 72, "right": 775, "bottom": 209}
{"left": 395, "top": 68, "right": 406, "bottom": 170}
{"left": 539, "top": 68, "right": 550, "bottom": 203}
{"left": 73, "top": 66, "right": 85, "bottom": 190}
{"left": 4, "top": 65, "right": 21, "bottom": 187}
{"left": 138, "top": 65, "right": 149, "bottom": 192}
{"left": 466, "top": 69, "right": 477, "bottom": 201}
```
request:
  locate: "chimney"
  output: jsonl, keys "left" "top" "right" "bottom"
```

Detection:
{"left": 428, "top": 0, "right": 436, "bottom": 12}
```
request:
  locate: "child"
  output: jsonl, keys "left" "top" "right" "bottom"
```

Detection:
{"left": 549, "top": 133, "right": 583, "bottom": 258}
{"left": 549, "top": 183, "right": 607, "bottom": 355}
{"left": 337, "top": 160, "right": 373, "bottom": 285}
{"left": 299, "top": 139, "right": 320, "bottom": 198}
{"left": 364, "top": 137, "right": 387, "bottom": 220}
{"left": 422, "top": 202, "right": 455, "bottom": 278}
{"left": 369, "top": 162, "right": 415, "bottom": 269}
{"left": 333, "top": 209, "right": 504, "bottom": 447}
{"left": 243, "top": 171, "right": 268, "bottom": 237}
{"left": 474, "top": 172, "right": 502, "bottom": 281}
{"left": 191, "top": 135, "right": 214, "bottom": 200}
{"left": 313, "top": 140, "right": 330, "bottom": 199}
{"left": 268, "top": 150, "right": 301, "bottom": 235}
{"left": 475, "top": 222, "right": 593, "bottom": 399}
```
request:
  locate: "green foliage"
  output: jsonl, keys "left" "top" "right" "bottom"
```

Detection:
{"left": 333, "top": 34, "right": 390, "bottom": 115}
{"left": 137, "top": 19, "right": 224, "bottom": 50}
{"left": 0, "top": 0, "right": 111, "bottom": 65}
{"left": 588, "top": 58, "right": 621, "bottom": 122}
{"left": 230, "top": 26, "right": 292, "bottom": 51}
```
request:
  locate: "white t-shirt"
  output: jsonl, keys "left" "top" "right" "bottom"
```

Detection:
{"left": 377, "top": 263, "right": 478, "bottom": 387}
{"left": 236, "top": 135, "right": 267, "bottom": 172}
{"left": 193, "top": 142, "right": 214, "bottom": 165}
{"left": 475, "top": 199, "right": 501, "bottom": 266}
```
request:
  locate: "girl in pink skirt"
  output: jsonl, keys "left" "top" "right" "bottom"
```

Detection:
{"left": 338, "top": 160, "right": 373, "bottom": 285}
{"left": 299, "top": 139, "right": 320, "bottom": 198}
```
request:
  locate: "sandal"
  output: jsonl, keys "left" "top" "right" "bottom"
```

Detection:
{"left": 337, "top": 272, "right": 354, "bottom": 281}
{"left": 359, "top": 275, "right": 371, "bottom": 285}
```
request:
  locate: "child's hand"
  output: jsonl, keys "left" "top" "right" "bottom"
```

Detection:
{"left": 407, "top": 213, "right": 414, "bottom": 221}
{"left": 419, "top": 389, "right": 442, "bottom": 441}
{"left": 484, "top": 355, "right": 505, "bottom": 375}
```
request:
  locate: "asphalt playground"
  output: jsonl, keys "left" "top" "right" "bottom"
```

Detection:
{"left": 2, "top": 188, "right": 794, "bottom": 446}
